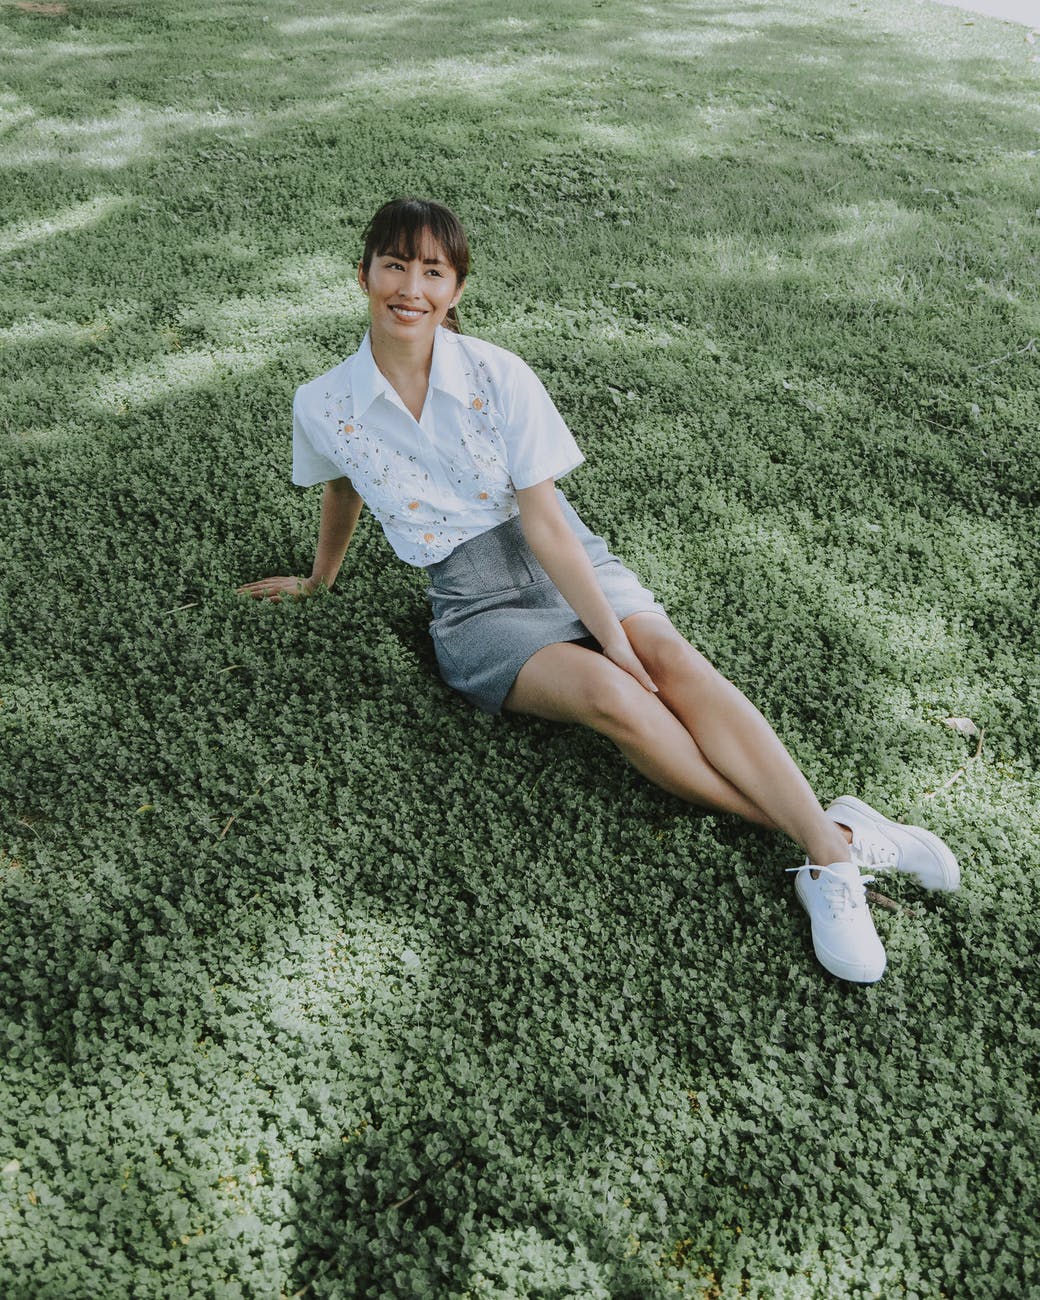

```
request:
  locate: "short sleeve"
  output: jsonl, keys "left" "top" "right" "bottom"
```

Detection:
{"left": 499, "top": 357, "right": 585, "bottom": 491}
{"left": 291, "top": 393, "right": 344, "bottom": 487}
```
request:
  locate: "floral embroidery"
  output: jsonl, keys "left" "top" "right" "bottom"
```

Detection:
{"left": 300, "top": 335, "right": 576, "bottom": 566}
{"left": 469, "top": 382, "right": 491, "bottom": 414}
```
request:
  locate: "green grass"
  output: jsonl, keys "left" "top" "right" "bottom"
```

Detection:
{"left": 2, "top": 0, "right": 1039, "bottom": 1295}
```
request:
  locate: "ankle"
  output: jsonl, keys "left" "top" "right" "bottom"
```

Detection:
{"left": 807, "top": 832, "right": 854, "bottom": 869}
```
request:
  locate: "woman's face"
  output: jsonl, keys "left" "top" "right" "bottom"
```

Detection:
{"left": 358, "top": 229, "right": 463, "bottom": 351}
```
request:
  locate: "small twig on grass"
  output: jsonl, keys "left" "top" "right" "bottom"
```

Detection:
{"left": 160, "top": 601, "right": 200, "bottom": 615}
{"left": 281, "top": 1256, "right": 334, "bottom": 1299}
{"left": 386, "top": 1159, "right": 462, "bottom": 1212}
{"left": 972, "top": 338, "right": 1035, "bottom": 370}
{"left": 526, "top": 767, "right": 548, "bottom": 798}
{"left": 387, "top": 1187, "right": 420, "bottom": 1212}
{"left": 924, "top": 727, "right": 985, "bottom": 800}
{"left": 866, "top": 889, "right": 905, "bottom": 914}
{"left": 922, "top": 416, "right": 960, "bottom": 435}
{"left": 217, "top": 775, "right": 274, "bottom": 840}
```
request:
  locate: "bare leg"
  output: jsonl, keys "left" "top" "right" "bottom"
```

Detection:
{"left": 618, "top": 616, "right": 850, "bottom": 866}
{"left": 505, "top": 643, "right": 779, "bottom": 826}
{"left": 503, "top": 637, "right": 850, "bottom": 864}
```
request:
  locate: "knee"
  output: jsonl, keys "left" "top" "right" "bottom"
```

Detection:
{"left": 652, "top": 639, "right": 722, "bottom": 695}
{"left": 582, "top": 661, "right": 655, "bottom": 732}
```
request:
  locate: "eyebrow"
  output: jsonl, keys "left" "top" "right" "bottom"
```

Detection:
{"left": 382, "top": 250, "right": 446, "bottom": 265}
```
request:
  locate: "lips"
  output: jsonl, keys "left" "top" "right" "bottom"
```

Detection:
{"left": 389, "top": 304, "right": 427, "bottom": 321}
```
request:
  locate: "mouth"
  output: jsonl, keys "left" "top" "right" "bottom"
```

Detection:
{"left": 389, "top": 305, "right": 427, "bottom": 322}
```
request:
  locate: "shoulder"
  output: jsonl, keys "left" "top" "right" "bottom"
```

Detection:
{"left": 450, "top": 330, "right": 542, "bottom": 390}
{"left": 293, "top": 348, "right": 360, "bottom": 413}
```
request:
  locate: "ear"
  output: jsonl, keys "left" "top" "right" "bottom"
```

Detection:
{"left": 357, "top": 260, "right": 368, "bottom": 293}
{"left": 450, "top": 278, "right": 466, "bottom": 308}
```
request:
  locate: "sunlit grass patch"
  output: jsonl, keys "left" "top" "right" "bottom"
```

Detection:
{"left": 1, "top": 0, "right": 1038, "bottom": 1295}
{"left": 0, "top": 194, "right": 128, "bottom": 253}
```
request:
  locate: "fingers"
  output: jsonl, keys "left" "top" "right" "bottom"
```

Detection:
{"left": 638, "top": 669, "right": 659, "bottom": 694}
{"left": 236, "top": 582, "right": 280, "bottom": 600}
{"left": 606, "top": 643, "right": 659, "bottom": 694}
{"left": 235, "top": 577, "right": 310, "bottom": 601}
{"left": 619, "top": 660, "right": 657, "bottom": 694}
{"left": 624, "top": 651, "right": 659, "bottom": 694}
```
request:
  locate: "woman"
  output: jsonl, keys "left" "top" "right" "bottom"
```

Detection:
{"left": 238, "top": 197, "right": 959, "bottom": 984}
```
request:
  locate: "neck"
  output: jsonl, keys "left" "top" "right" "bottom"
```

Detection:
{"left": 369, "top": 325, "right": 435, "bottom": 390}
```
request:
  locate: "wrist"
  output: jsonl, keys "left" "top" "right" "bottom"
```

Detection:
{"left": 601, "top": 632, "right": 630, "bottom": 657}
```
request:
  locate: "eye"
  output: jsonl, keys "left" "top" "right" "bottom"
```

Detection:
{"left": 426, "top": 268, "right": 443, "bottom": 277}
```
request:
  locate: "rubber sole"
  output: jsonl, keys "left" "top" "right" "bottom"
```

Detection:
{"left": 828, "top": 795, "right": 960, "bottom": 892}
{"left": 794, "top": 870, "right": 887, "bottom": 984}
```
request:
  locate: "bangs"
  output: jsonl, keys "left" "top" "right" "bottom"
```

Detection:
{"left": 362, "top": 198, "right": 470, "bottom": 282}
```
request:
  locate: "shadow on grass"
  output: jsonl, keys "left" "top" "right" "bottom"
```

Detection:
{"left": 3, "top": 0, "right": 1040, "bottom": 1294}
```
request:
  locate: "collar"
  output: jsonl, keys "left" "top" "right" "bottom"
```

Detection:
{"left": 428, "top": 325, "right": 471, "bottom": 408}
{"left": 350, "top": 326, "right": 470, "bottom": 418}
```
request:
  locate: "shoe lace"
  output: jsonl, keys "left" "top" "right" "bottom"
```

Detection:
{"left": 786, "top": 863, "right": 876, "bottom": 915}
{"left": 851, "top": 830, "right": 898, "bottom": 872}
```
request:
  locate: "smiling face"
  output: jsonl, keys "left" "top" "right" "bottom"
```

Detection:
{"left": 358, "top": 229, "right": 464, "bottom": 352}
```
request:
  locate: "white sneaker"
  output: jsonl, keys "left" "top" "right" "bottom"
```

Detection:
{"left": 826, "top": 795, "right": 960, "bottom": 892}
{"left": 789, "top": 860, "right": 887, "bottom": 983}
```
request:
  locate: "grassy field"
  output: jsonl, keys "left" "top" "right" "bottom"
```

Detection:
{"left": 2, "top": 0, "right": 1039, "bottom": 1296}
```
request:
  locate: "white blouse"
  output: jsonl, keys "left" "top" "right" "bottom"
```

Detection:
{"left": 291, "top": 326, "right": 586, "bottom": 567}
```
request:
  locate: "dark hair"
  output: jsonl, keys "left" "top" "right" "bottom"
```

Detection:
{"left": 360, "top": 197, "right": 470, "bottom": 334}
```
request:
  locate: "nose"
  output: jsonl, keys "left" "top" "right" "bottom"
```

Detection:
{"left": 399, "top": 266, "right": 424, "bottom": 299}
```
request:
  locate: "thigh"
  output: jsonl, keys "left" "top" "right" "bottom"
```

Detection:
{"left": 620, "top": 610, "right": 703, "bottom": 679}
{"left": 502, "top": 639, "right": 637, "bottom": 725}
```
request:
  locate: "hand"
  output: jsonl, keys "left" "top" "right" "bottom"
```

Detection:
{"left": 236, "top": 575, "right": 320, "bottom": 602}
{"left": 602, "top": 635, "right": 659, "bottom": 695}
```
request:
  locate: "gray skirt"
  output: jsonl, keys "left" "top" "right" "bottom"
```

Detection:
{"left": 424, "top": 486, "right": 670, "bottom": 715}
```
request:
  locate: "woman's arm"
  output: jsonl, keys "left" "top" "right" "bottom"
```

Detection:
{"left": 310, "top": 476, "right": 365, "bottom": 588}
{"left": 237, "top": 476, "right": 364, "bottom": 601}
{"left": 516, "top": 479, "right": 658, "bottom": 693}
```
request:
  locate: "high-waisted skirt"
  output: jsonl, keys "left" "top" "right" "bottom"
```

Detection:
{"left": 423, "top": 486, "right": 670, "bottom": 715}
